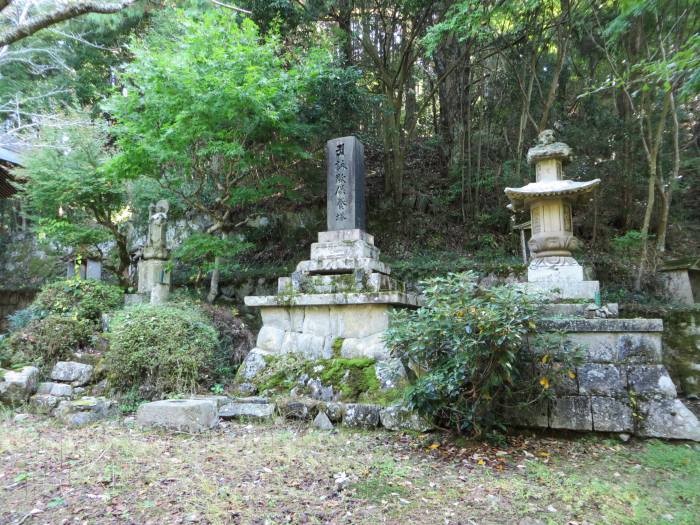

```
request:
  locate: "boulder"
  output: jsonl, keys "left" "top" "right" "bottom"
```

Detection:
{"left": 374, "top": 359, "right": 407, "bottom": 390}
{"left": 0, "top": 366, "right": 39, "bottom": 405}
{"left": 136, "top": 399, "right": 218, "bottom": 433}
{"left": 313, "top": 411, "right": 334, "bottom": 430}
{"left": 236, "top": 349, "right": 270, "bottom": 382}
{"left": 30, "top": 394, "right": 61, "bottom": 414}
{"left": 54, "top": 396, "right": 118, "bottom": 426}
{"left": 343, "top": 403, "right": 381, "bottom": 428}
{"left": 50, "top": 361, "right": 94, "bottom": 386}
{"left": 637, "top": 399, "right": 700, "bottom": 441}
{"left": 278, "top": 399, "right": 314, "bottom": 420}
{"left": 379, "top": 405, "right": 432, "bottom": 432}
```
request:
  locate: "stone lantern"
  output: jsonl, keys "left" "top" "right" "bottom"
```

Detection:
{"left": 505, "top": 130, "right": 600, "bottom": 297}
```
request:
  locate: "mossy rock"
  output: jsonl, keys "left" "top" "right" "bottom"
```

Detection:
{"left": 249, "top": 354, "right": 399, "bottom": 404}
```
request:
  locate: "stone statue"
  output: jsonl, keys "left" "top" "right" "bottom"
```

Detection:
{"left": 144, "top": 200, "right": 170, "bottom": 260}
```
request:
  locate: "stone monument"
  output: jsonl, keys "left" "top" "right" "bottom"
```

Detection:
{"left": 243, "top": 136, "right": 421, "bottom": 388}
{"left": 505, "top": 130, "right": 600, "bottom": 300}
{"left": 502, "top": 132, "right": 700, "bottom": 441}
{"left": 137, "top": 200, "right": 171, "bottom": 304}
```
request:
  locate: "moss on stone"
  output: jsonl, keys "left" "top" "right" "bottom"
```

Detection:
{"left": 251, "top": 354, "right": 389, "bottom": 402}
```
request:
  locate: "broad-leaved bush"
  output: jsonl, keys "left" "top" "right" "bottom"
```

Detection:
{"left": 385, "top": 272, "right": 569, "bottom": 436}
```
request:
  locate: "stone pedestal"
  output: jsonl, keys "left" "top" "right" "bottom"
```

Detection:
{"left": 245, "top": 229, "right": 421, "bottom": 368}
{"left": 137, "top": 258, "right": 170, "bottom": 295}
{"left": 509, "top": 317, "right": 700, "bottom": 441}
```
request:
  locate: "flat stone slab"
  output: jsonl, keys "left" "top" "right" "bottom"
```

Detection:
{"left": 245, "top": 291, "right": 422, "bottom": 308}
{"left": 218, "top": 400, "right": 275, "bottom": 419}
{"left": 524, "top": 281, "right": 600, "bottom": 300}
{"left": 537, "top": 318, "right": 663, "bottom": 333}
{"left": 136, "top": 399, "right": 218, "bottom": 433}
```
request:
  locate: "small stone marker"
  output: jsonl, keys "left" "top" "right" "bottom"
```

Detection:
{"left": 326, "top": 136, "right": 366, "bottom": 231}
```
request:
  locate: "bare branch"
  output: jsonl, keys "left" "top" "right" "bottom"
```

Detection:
{"left": 210, "top": 0, "right": 251, "bottom": 14}
{"left": 0, "top": 0, "right": 135, "bottom": 47}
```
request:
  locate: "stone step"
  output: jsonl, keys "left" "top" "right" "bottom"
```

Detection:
{"left": 296, "top": 257, "right": 391, "bottom": 276}
{"left": 540, "top": 302, "right": 619, "bottom": 318}
{"left": 218, "top": 399, "right": 275, "bottom": 419}
{"left": 310, "top": 240, "right": 379, "bottom": 261}
{"left": 279, "top": 273, "right": 404, "bottom": 294}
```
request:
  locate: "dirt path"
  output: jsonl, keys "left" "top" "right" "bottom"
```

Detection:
{"left": 1, "top": 414, "right": 698, "bottom": 525}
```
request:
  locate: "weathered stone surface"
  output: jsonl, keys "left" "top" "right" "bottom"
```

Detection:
{"left": 301, "top": 306, "right": 331, "bottom": 336}
{"left": 617, "top": 334, "right": 664, "bottom": 364}
{"left": 280, "top": 332, "right": 327, "bottom": 359}
{"left": 524, "top": 280, "right": 599, "bottom": 300}
{"left": 503, "top": 399, "right": 549, "bottom": 428}
{"left": 310, "top": 240, "right": 378, "bottom": 261}
{"left": 637, "top": 399, "right": 700, "bottom": 441}
{"left": 150, "top": 283, "right": 170, "bottom": 305}
{"left": 256, "top": 325, "right": 285, "bottom": 353}
{"left": 30, "top": 393, "right": 60, "bottom": 414}
{"left": 578, "top": 364, "right": 626, "bottom": 396}
{"left": 379, "top": 405, "right": 432, "bottom": 432}
{"left": 343, "top": 403, "right": 381, "bottom": 428}
{"left": 0, "top": 366, "right": 39, "bottom": 404}
{"left": 322, "top": 402, "right": 345, "bottom": 422}
{"left": 591, "top": 396, "right": 633, "bottom": 432}
{"left": 55, "top": 396, "right": 118, "bottom": 426}
{"left": 191, "top": 395, "right": 230, "bottom": 409}
{"left": 538, "top": 318, "right": 663, "bottom": 333}
{"left": 246, "top": 290, "right": 424, "bottom": 308}
{"left": 37, "top": 382, "right": 73, "bottom": 398}
{"left": 51, "top": 361, "right": 94, "bottom": 386}
{"left": 337, "top": 304, "right": 390, "bottom": 339}
{"left": 137, "top": 258, "right": 171, "bottom": 295}
{"left": 313, "top": 411, "right": 334, "bottom": 430}
{"left": 374, "top": 359, "right": 407, "bottom": 390}
{"left": 260, "top": 307, "right": 292, "bottom": 332}
{"left": 627, "top": 365, "right": 677, "bottom": 399}
{"left": 549, "top": 396, "right": 592, "bottom": 431}
{"left": 318, "top": 229, "right": 374, "bottom": 244}
{"left": 340, "top": 333, "right": 388, "bottom": 360}
{"left": 278, "top": 399, "right": 313, "bottom": 420}
{"left": 218, "top": 401, "right": 275, "bottom": 419}
{"left": 236, "top": 349, "right": 270, "bottom": 381}
{"left": 136, "top": 399, "right": 218, "bottom": 432}
{"left": 124, "top": 293, "right": 147, "bottom": 306}
{"left": 326, "top": 136, "right": 366, "bottom": 231}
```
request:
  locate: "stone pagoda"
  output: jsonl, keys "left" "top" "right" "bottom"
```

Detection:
{"left": 244, "top": 136, "right": 421, "bottom": 388}
{"left": 505, "top": 130, "right": 600, "bottom": 300}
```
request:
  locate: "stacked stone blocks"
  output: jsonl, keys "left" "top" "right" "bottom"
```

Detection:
{"left": 513, "top": 318, "right": 700, "bottom": 440}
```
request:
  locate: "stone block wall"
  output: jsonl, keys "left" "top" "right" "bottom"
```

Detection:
{"left": 0, "top": 290, "right": 35, "bottom": 332}
{"left": 511, "top": 318, "right": 700, "bottom": 441}
{"left": 256, "top": 304, "right": 392, "bottom": 360}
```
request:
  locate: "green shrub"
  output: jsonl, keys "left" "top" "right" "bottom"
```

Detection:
{"left": 5, "top": 315, "right": 94, "bottom": 369}
{"left": 385, "top": 271, "right": 570, "bottom": 437}
{"left": 34, "top": 278, "right": 123, "bottom": 321}
{"left": 105, "top": 304, "right": 219, "bottom": 399}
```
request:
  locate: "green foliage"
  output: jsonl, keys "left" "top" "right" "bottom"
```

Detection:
{"left": 385, "top": 272, "right": 556, "bottom": 436}
{"left": 6, "top": 307, "right": 43, "bottom": 332}
{"left": 106, "top": 304, "right": 219, "bottom": 399}
{"left": 13, "top": 109, "right": 127, "bottom": 249}
{"left": 173, "top": 233, "right": 253, "bottom": 277}
{"left": 34, "top": 278, "right": 123, "bottom": 322}
{"left": 5, "top": 315, "right": 94, "bottom": 369}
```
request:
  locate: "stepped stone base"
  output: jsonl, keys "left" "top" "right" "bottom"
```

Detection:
{"left": 513, "top": 318, "right": 700, "bottom": 441}
{"left": 245, "top": 229, "right": 421, "bottom": 387}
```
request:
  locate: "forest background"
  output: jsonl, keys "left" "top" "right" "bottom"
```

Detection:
{"left": 0, "top": 0, "right": 698, "bottom": 306}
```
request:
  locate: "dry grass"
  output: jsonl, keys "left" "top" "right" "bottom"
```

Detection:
{"left": 0, "top": 412, "right": 698, "bottom": 524}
